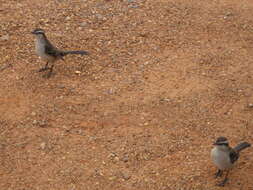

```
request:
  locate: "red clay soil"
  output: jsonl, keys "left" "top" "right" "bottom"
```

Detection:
{"left": 1, "top": 0, "right": 253, "bottom": 189}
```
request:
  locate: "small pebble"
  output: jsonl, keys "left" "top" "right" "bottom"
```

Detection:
{"left": 248, "top": 103, "right": 253, "bottom": 108}
{"left": 122, "top": 172, "right": 131, "bottom": 180}
{"left": 80, "top": 22, "right": 87, "bottom": 27}
{"left": 40, "top": 142, "right": 46, "bottom": 150}
{"left": 0, "top": 34, "right": 9, "bottom": 41}
{"left": 129, "top": 4, "right": 139, "bottom": 8}
{"left": 122, "top": 155, "right": 129, "bottom": 162}
{"left": 109, "top": 176, "right": 117, "bottom": 180}
{"left": 38, "top": 120, "right": 47, "bottom": 127}
{"left": 95, "top": 14, "right": 103, "bottom": 20}
{"left": 31, "top": 112, "right": 36, "bottom": 116}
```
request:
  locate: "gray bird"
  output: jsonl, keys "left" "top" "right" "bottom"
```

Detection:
{"left": 31, "top": 28, "right": 89, "bottom": 77}
{"left": 211, "top": 137, "right": 251, "bottom": 186}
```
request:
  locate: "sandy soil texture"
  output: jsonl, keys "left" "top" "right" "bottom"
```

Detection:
{"left": 0, "top": 0, "right": 253, "bottom": 189}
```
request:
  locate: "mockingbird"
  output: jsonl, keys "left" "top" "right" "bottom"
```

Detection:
{"left": 211, "top": 136, "right": 251, "bottom": 186}
{"left": 31, "top": 28, "right": 89, "bottom": 77}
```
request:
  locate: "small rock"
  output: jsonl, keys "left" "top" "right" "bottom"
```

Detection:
{"left": 40, "top": 142, "right": 46, "bottom": 150}
{"left": 109, "top": 176, "right": 117, "bottom": 180}
{"left": 108, "top": 152, "right": 117, "bottom": 159}
{"left": 129, "top": 4, "right": 139, "bottom": 8}
{"left": 57, "top": 84, "right": 66, "bottom": 89}
{"left": 31, "top": 112, "right": 36, "bottom": 116}
{"left": 95, "top": 14, "right": 103, "bottom": 20}
{"left": 0, "top": 34, "right": 9, "bottom": 41}
{"left": 121, "top": 172, "right": 131, "bottom": 180}
{"left": 38, "top": 120, "right": 47, "bottom": 127}
{"left": 248, "top": 103, "right": 253, "bottom": 108}
{"left": 80, "top": 22, "right": 87, "bottom": 27}
{"left": 114, "top": 156, "right": 120, "bottom": 161}
{"left": 107, "top": 88, "right": 116, "bottom": 94}
{"left": 75, "top": 70, "right": 81, "bottom": 74}
{"left": 62, "top": 125, "right": 71, "bottom": 132}
{"left": 122, "top": 155, "right": 129, "bottom": 162}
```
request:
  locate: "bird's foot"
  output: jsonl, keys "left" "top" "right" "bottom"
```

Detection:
{"left": 43, "top": 67, "right": 55, "bottom": 78}
{"left": 43, "top": 71, "right": 52, "bottom": 78}
{"left": 217, "top": 177, "right": 228, "bottom": 187}
{"left": 38, "top": 67, "right": 49, "bottom": 72}
{"left": 215, "top": 169, "right": 223, "bottom": 178}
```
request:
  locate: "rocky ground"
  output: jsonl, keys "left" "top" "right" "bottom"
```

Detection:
{"left": 1, "top": 0, "right": 253, "bottom": 189}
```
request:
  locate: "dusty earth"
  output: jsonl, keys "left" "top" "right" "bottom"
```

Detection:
{"left": 1, "top": 0, "right": 253, "bottom": 189}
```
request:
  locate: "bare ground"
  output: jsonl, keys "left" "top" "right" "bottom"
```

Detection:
{"left": 1, "top": 0, "right": 253, "bottom": 189}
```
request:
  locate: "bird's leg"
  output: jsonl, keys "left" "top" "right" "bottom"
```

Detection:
{"left": 38, "top": 62, "right": 49, "bottom": 72}
{"left": 217, "top": 170, "right": 229, "bottom": 186}
{"left": 215, "top": 169, "right": 223, "bottom": 178}
{"left": 45, "top": 64, "right": 54, "bottom": 78}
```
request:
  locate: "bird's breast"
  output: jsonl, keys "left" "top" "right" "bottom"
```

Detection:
{"left": 211, "top": 147, "right": 233, "bottom": 170}
{"left": 35, "top": 39, "right": 55, "bottom": 62}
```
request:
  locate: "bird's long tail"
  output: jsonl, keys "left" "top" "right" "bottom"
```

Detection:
{"left": 234, "top": 142, "right": 251, "bottom": 152}
{"left": 62, "top": 50, "right": 89, "bottom": 56}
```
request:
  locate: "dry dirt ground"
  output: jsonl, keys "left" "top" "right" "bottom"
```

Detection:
{"left": 1, "top": 0, "right": 253, "bottom": 189}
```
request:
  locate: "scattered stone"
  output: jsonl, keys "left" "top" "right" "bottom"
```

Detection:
{"left": 121, "top": 172, "right": 131, "bottom": 180}
{"left": 31, "top": 111, "right": 36, "bottom": 116}
{"left": 224, "top": 12, "right": 233, "bottom": 19}
{"left": 40, "top": 142, "right": 46, "bottom": 150}
{"left": 80, "top": 22, "right": 87, "bottom": 27}
{"left": 62, "top": 125, "right": 71, "bottom": 132}
{"left": 108, "top": 176, "right": 117, "bottom": 180}
{"left": 129, "top": 4, "right": 139, "bottom": 8}
{"left": 38, "top": 120, "right": 47, "bottom": 127}
{"left": 107, "top": 88, "right": 116, "bottom": 94}
{"left": 122, "top": 155, "right": 129, "bottom": 162}
{"left": 248, "top": 103, "right": 253, "bottom": 108}
{"left": 75, "top": 70, "right": 81, "bottom": 74}
{"left": 95, "top": 14, "right": 103, "bottom": 20}
{"left": 58, "top": 95, "right": 64, "bottom": 99}
{"left": 0, "top": 63, "right": 12, "bottom": 72}
{"left": 143, "top": 122, "right": 149, "bottom": 126}
{"left": 108, "top": 152, "right": 117, "bottom": 159}
{"left": 0, "top": 34, "right": 9, "bottom": 41}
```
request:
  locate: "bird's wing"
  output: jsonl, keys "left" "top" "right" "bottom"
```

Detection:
{"left": 44, "top": 43, "right": 59, "bottom": 57}
{"left": 43, "top": 36, "right": 63, "bottom": 57}
{"left": 229, "top": 148, "right": 239, "bottom": 164}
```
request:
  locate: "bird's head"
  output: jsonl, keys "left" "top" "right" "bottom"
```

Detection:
{"left": 31, "top": 28, "right": 45, "bottom": 35}
{"left": 213, "top": 136, "right": 229, "bottom": 146}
